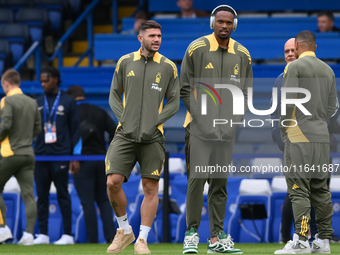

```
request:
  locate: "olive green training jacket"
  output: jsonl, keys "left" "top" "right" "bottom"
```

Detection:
{"left": 109, "top": 50, "right": 180, "bottom": 143}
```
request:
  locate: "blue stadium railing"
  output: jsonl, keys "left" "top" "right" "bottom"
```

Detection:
{"left": 13, "top": 0, "right": 103, "bottom": 78}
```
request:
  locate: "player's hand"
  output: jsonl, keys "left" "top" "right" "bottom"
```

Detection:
{"left": 69, "top": 160, "right": 80, "bottom": 176}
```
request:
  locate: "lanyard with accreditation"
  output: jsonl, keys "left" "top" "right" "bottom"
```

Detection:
{"left": 44, "top": 91, "right": 60, "bottom": 144}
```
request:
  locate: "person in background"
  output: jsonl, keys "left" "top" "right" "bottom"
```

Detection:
{"left": 271, "top": 38, "right": 340, "bottom": 245}
{"left": 66, "top": 85, "right": 117, "bottom": 243}
{"left": 317, "top": 11, "right": 340, "bottom": 32}
{"left": 0, "top": 69, "right": 41, "bottom": 245}
{"left": 33, "top": 67, "right": 81, "bottom": 245}
{"left": 121, "top": 11, "right": 148, "bottom": 35}
{"left": 271, "top": 38, "right": 318, "bottom": 244}
{"left": 275, "top": 30, "right": 337, "bottom": 254}
{"left": 270, "top": 38, "right": 298, "bottom": 244}
{"left": 177, "top": 0, "right": 209, "bottom": 18}
{"left": 271, "top": 38, "right": 296, "bottom": 153}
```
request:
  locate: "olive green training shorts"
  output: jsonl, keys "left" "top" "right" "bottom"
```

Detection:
{"left": 105, "top": 136, "right": 165, "bottom": 181}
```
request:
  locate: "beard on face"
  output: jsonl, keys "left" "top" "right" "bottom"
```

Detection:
{"left": 216, "top": 28, "right": 230, "bottom": 41}
{"left": 145, "top": 46, "right": 158, "bottom": 53}
{"left": 143, "top": 42, "right": 159, "bottom": 53}
{"left": 217, "top": 34, "right": 230, "bottom": 40}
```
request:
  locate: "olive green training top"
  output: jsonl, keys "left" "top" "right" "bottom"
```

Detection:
{"left": 109, "top": 50, "right": 180, "bottom": 143}
{"left": 180, "top": 33, "right": 253, "bottom": 142}
{"left": 0, "top": 88, "right": 41, "bottom": 157}
{"left": 280, "top": 51, "right": 338, "bottom": 143}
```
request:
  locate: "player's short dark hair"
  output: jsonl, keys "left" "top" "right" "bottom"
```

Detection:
{"left": 41, "top": 66, "right": 61, "bottom": 85}
{"left": 139, "top": 20, "right": 161, "bottom": 33}
{"left": 296, "top": 30, "right": 316, "bottom": 47}
{"left": 212, "top": 6, "right": 236, "bottom": 18}
{"left": 1, "top": 69, "right": 20, "bottom": 86}
{"left": 66, "top": 85, "right": 85, "bottom": 99}
{"left": 317, "top": 11, "right": 334, "bottom": 22}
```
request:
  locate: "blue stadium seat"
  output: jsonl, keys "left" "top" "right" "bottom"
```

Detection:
{"left": 128, "top": 178, "right": 178, "bottom": 243}
{"left": 0, "top": 23, "right": 30, "bottom": 64}
{"left": 129, "top": 194, "right": 163, "bottom": 243}
{"left": 34, "top": 0, "right": 68, "bottom": 34}
{"left": 71, "top": 186, "right": 107, "bottom": 243}
{"left": 59, "top": 67, "right": 115, "bottom": 84}
{"left": 170, "top": 174, "right": 187, "bottom": 211}
{"left": 122, "top": 17, "right": 337, "bottom": 38}
{"left": 16, "top": 8, "right": 50, "bottom": 43}
{"left": 269, "top": 177, "right": 292, "bottom": 243}
{"left": 330, "top": 176, "right": 340, "bottom": 238}
{"left": 46, "top": 183, "right": 63, "bottom": 243}
{"left": 121, "top": 18, "right": 134, "bottom": 32}
{"left": 235, "top": 17, "right": 316, "bottom": 34}
{"left": 74, "top": 211, "right": 107, "bottom": 243}
{"left": 163, "top": 106, "right": 186, "bottom": 129}
{"left": 0, "top": 39, "right": 11, "bottom": 75}
{"left": 0, "top": 8, "right": 14, "bottom": 24}
{"left": 95, "top": 33, "right": 340, "bottom": 62}
{"left": 164, "top": 128, "right": 186, "bottom": 156}
{"left": 164, "top": 128, "right": 185, "bottom": 143}
{"left": 233, "top": 143, "right": 254, "bottom": 154}
{"left": 0, "top": 0, "right": 33, "bottom": 12}
{"left": 253, "top": 64, "right": 340, "bottom": 78}
{"left": 227, "top": 179, "right": 272, "bottom": 243}
{"left": 94, "top": 34, "right": 194, "bottom": 62}
{"left": 147, "top": 0, "right": 340, "bottom": 12}
{"left": 165, "top": 143, "right": 178, "bottom": 154}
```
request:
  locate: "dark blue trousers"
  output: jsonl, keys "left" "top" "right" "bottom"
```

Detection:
{"left": 35, "top": 161, "right": 72, "bottom": 235}
{"left": 74, "top": 160, "right": 116, "bottom": 243}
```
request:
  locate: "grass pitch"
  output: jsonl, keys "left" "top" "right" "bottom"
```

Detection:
{"left": 0, "top": 243, "right": 340, "bottom": 255}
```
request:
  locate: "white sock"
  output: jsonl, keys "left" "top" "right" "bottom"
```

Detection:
{"left": 138, "top": 225, "right": 151, "bottom": 242}
{"left": 116, "top": 214, "right": 131, "bottom": 234}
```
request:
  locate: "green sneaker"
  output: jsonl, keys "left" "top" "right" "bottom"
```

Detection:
{"left": 207, "top": 232, "right": 243, "bottom": 254}
{"left": 183, "top": 228, "right": 199, "bottom": 254}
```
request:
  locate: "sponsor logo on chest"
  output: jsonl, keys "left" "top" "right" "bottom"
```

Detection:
{"left": 151, "top": 72, "right": 162, "bottom": 91}
{"left": 230, "top": 64, "right": 240, "bottom": 83}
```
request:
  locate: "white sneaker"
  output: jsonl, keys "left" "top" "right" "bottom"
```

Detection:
{"left": 311, "top": 234, "right": 331, "bottom": 254}
{"left": 33, "top": 234, "right": 50, "bottom": 244}
{"left": 274, "top": 233, "right": 311, "bottom": 254}
{"left": 54, "top": 234, "right": 74, "bottom": 245}
{"left": 183, "top": 228, "right": 199, "bottom": 254}
{"left": 17, "top": 232, "right": 34, "bottom": 245}
{"left": 0, "top": 225, "right": 13, "bottom": 243}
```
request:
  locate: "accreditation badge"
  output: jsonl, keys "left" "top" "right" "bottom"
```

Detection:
{"left": 44, "top": 122, "right": 57, "bottom": 144}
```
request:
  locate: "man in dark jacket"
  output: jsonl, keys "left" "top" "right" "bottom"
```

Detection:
{"left": 66, "top": 85, "right": 116, "bottom": 243}
{"left": 34, "top": 67, "right": 81, "bottom": 245}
